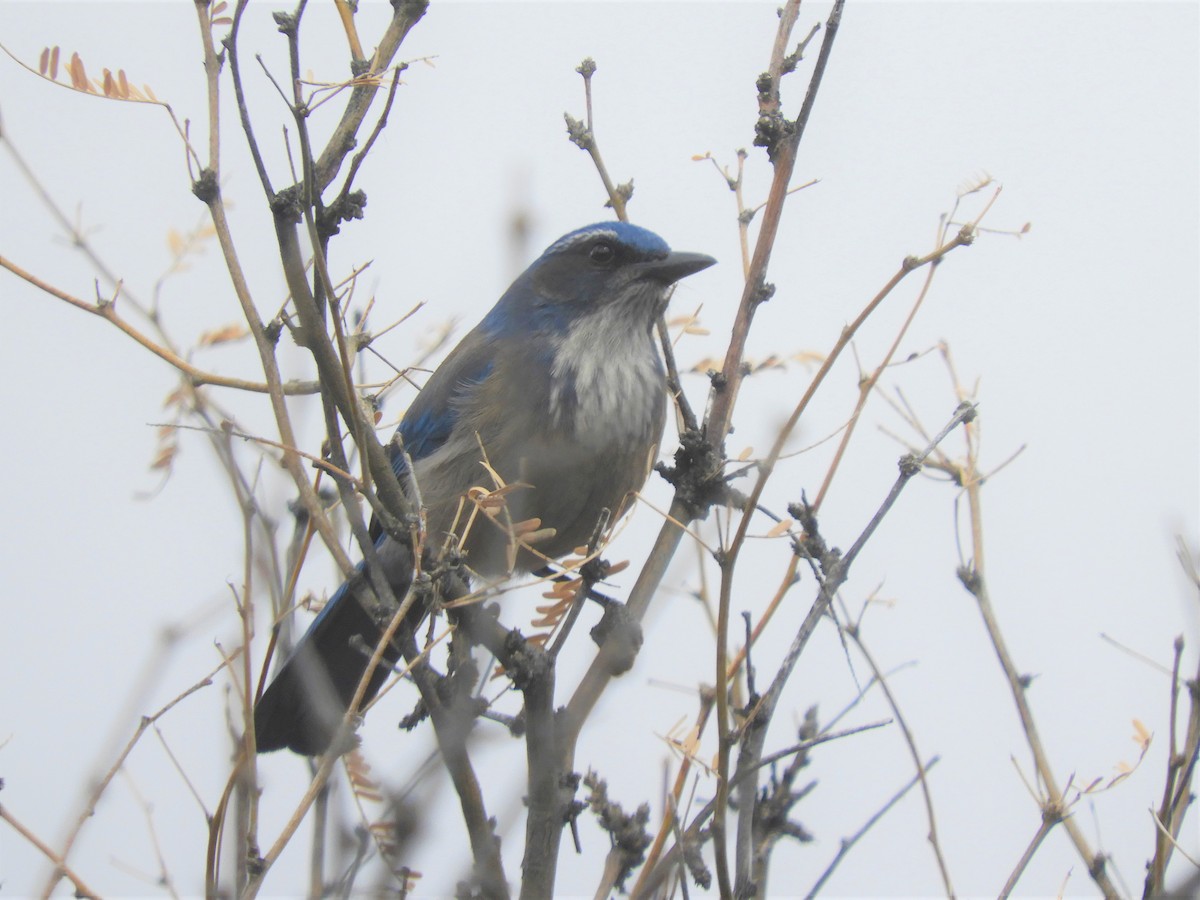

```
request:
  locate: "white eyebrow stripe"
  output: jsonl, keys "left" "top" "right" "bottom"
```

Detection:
{"left": 545, "top": 228, "right": 621, "bottom": 255}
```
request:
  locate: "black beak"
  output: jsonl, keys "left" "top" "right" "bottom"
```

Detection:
{"left": 639, "top": 251, "right": 717, "bottom": 285}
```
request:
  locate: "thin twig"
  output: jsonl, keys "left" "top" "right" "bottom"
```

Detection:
{"left": 753, "top": 719, "right": 892, "bottom": 771}
{"left": 0, "top": 254, "right": 318, "bottom": 395}
{"left": 845, "top": 627, "right": 955, "bottom": 896}
{"left": 41, "top": 664, "right": 222, "bottom": 897}
{"left": 804, "top": 756, "right": 942, "bottom": 899}
{"left": 1000, "top": 813, "right": 1058, "bottom": 899}
{"left": 706, "top": 2, "right": 845, "bottom": 887}
{"left": 947, "top": 361, "right": 1122, "bottom": 900}
{"left": 1, "top": 804, "right": 102, "bottom": 900}
{"left": 726, "top": 403, "right": 975, "bottom": 897}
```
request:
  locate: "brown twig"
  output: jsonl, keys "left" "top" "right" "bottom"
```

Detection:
{"left": 1, "top": 803, "right": 102, "bottom": 900}
{"left": 0, "top": 254, "right": 318, "bottom": 395}
{"left": 945, "top": 361, "right": 1122, "bottom": 900}
{"left": 630, "top": 689, "right": 717, "bottom": 897}
{"left": 1144, "top": 542, "right": 1200, "bottom": 897}
{"left": 631, "top": 719, "right": 895, "bottom": 900}
{"left": 722, "top": 402, "right": 974, "bottom": 897}
{"left": 41, "top": 664, "right": 222, "bottom": 897}
{"left": 844, "top": 622, "right": 956, "bottom": 896}
{"left": 712, "top": 225, "right": 975, "bottom": 891}
{"left": 810, "top": 251, "right": 941, "bottom": 512}
{"left": 194, "top": 2, "right": 356, "bottom": 587}
{"left": 564, "top": 58, "right": 628, "bottom": 220}
{"left": 311, "top": 0, "right": 429, "bottom": 193}
{"left": 1000, "top": 812, "right": 1058, "bottom": 899}
{"left": 706, "top": 5, "right": 845, "bottom": 886}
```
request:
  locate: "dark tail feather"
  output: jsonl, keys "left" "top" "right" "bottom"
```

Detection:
{"left": 254, "top": 583, "right": 411, "bottom": 756}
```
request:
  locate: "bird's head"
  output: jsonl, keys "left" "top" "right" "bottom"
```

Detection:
{"left": 485, "top": 222, "right": 715, "bottom": 336}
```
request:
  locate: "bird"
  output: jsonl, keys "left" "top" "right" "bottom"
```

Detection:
{"left": 253, "top": 221, "right": 715, "bottom": 755}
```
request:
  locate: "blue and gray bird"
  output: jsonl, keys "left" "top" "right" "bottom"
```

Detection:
{"left": 254, "top": 221, "right": 714, "bottom": 755}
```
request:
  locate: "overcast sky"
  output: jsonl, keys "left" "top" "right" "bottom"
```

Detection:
{"left": 1, "top": 2, "right": 1197, "bottom": 898}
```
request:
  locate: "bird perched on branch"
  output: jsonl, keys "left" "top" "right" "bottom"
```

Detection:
{"left": 254, "top": 221, "right": 715, "bottom": 755}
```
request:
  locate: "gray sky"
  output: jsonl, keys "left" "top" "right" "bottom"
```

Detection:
{"left": 1, "top": 2, "right": 1197, "bottom": 897}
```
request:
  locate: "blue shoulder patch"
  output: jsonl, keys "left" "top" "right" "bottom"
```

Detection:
{"left": 396, "top": 360, "right": 493, "bottom": 462}
{"left": 396, "top": 405, "right": 451, "bottom": 464}
{"left": 544, "top": 221, "right": 670, "bottom": 259}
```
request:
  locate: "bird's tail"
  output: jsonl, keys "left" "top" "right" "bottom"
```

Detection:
{"left": 253, "top": 577, "right": 417, "bottom": 756}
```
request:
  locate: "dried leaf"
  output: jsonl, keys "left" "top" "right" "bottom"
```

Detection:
{"left": 541, "top": 580, "right": 578, "bottom": 600}
{"left": 49, "top": 45, "right": 60, "bottom": 80}
{"left": 150, "top": 443, "right": 177, "bottom": 471}
{"left": 510, "top": 517, "right": 544, "bottom": 536}
{"left": 355, "top": 786, "right": 384, "bottom": 802}
{"left": 467, "top": 490, "right": 504, "bottom": 512}
{"left": 767, "top": 518, "right": 794, "bottom": 538}
{"left": 38, "top": 47, "right": 48, "bottom": 76}
{"left": 198, "top": 323, "right": 248, "bottom": 346}
{"left": 519, "top": 527, "right": 557, "bottom": 546}
{"left": 69, "top": 52, "right": 88, "bottom": 90}
{"left": 536, "top": 598, "right": 572, "bottom": 615}
{"left": 1131, "top": 718, "right": 1152, "bottom": 749}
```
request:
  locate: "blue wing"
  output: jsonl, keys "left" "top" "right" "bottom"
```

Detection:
{"left": 392, "top": 325, "right": 498, "bottom": 468}
{"left": 254, "top": 322, "right": 500, "bottom": 754}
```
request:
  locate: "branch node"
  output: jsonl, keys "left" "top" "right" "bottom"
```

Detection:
{"left": 956, "top": 564, "right": 981, "bottom": 595}
{"left": 563, "top": 112, "right": 592, "bottom": 150}
{"left": 654, "top": 429, "right": 730, "bottom": 520}
{"left": 271, "top": 11, "right": 298, "bottom": 36}
{"left": 606, "top": 179, "right": 634, "bottom": 209}
{"left": 589, "top": 602, "right": 642, "bottom": 675}
{"left": 897, "top": 453, "right": 922, "bottom": 478}
{"left": 191, "top": 168, "right": 219, "bottom": 203}
{"left": 269, "top": 184, "right": 305, "bottom": 223}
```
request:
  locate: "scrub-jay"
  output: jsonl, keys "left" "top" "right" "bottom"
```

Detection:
{"left": 254, "top": 221, "right": 714, "bottom": 755}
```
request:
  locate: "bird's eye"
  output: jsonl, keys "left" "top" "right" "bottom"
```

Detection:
{"left": 588, "top": 241, "right": 616, "bottom": 266}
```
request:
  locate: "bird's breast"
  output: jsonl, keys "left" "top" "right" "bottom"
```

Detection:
{"left": 548, "top": 317, "right": 666, "bottom": 448}
{"left": 414, "top": 322, "right": 667, "bottom": 575}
